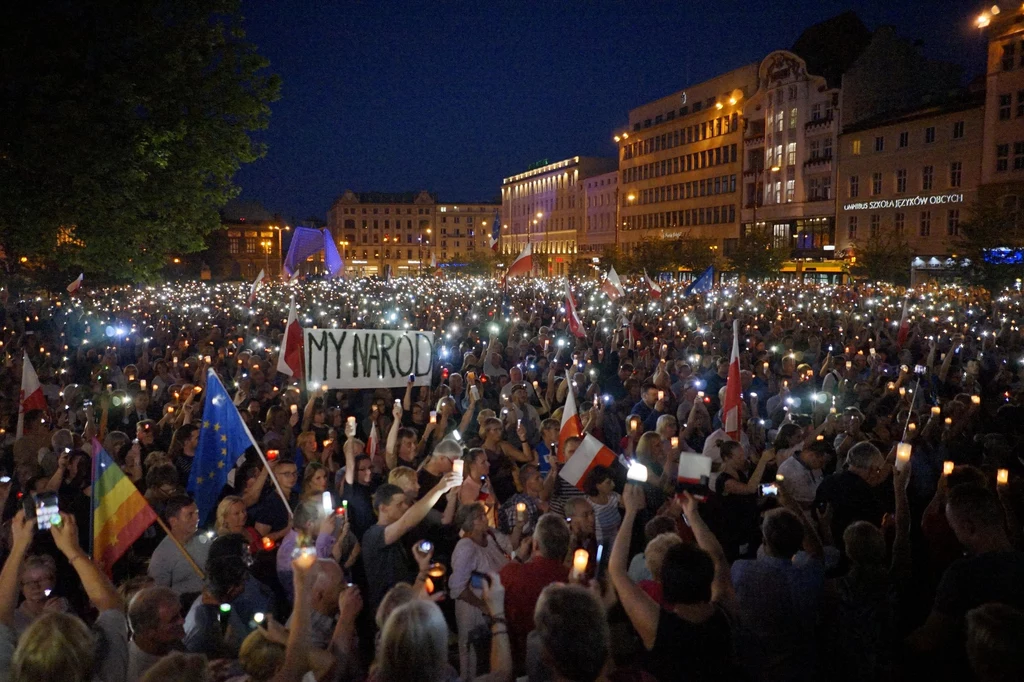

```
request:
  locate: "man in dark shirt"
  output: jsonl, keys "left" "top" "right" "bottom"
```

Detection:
{"left": 814, "top": 442, "right": 890, "bottom": 550}
{"left": 629, "top": 382, "right": 667, "bottom": 433}
{"left": 361, "top": 473, "right": 460, "bottom": 615}
{"left": 909, "top": 483, "right": 1024, "bottom": 664}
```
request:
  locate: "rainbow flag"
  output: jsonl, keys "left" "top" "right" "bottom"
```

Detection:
{"left": 91, "top": 440, "right": 157, "bottom": 575}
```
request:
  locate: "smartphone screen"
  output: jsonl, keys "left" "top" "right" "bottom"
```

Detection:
{"left": 760, "top": 484, "right": 778, "bottom": 496}
{"left": 33, "top": 493, "right": 60, "bottom": 530}
{"left": 469, "top": 570, "right": 491, "bottom": 589}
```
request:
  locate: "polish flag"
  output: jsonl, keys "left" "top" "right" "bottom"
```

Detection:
{"left": 565, "top": 282, "right": 586, "bottom": 339}
{"left": 600, "top": 267, "right": 625, "bottom": 301}
{"left": 558, "top": 371, "right": 583, "bottom": 463}
{"left": 277, "top": 296, "right": 304, "bottom": 379}
{"left": 66, "top": 273, "right": 84, "bottom": 294}
{"left": 248, "top": 269, "right": 265, "bottom": 306}
{"left": 17, "top": 352, "right": 47, "bottom": 438}
{"left": 677, "top": 453, "right": 712, "bottom": 488}
{"left": 896, "top": 298, "right": 910, "bottom": 348}
{"left": 722, "top": 319, "right": 743, "bottom": 441}
{"left": 643, "top": 269, "right": 662, "bottom": 299}
{"left": 366, "top": 422, "right": 379, "bottom": 459}
{"left": 503, "top": 243, "right": 533, "bottom": 283}
{"left": 559, "top": 434, "right": 616, "bottom": 491}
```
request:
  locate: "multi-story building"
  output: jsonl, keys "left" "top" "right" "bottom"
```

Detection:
{"left": 327, "top": 190, "right": 497, "bottom": 276}
{"left": 979, "top": 4, "right": 1024, "bottom": 223}
{"left": 614, "top": 64, "right": 759, "bottom": 257}
{"left": 500, "top": 156, "right": 616, "bottom": 276}
{"left": 835, "top": 92, "right": 985, "bottom": 262}
{"left": 210, "top": 200, "right": 287, "bottom": 281}
{"left": 581, "top": 170, "right": 619, "bottom": 256}
{"left": 740, "top": 50, "right": 840, "bottom": 260}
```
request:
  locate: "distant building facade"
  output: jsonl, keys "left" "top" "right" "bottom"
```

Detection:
{"left": 211, "top": 200, "right": 283, "bottom": 281}
{"left": 581, "top": 170, "right": 619, "bottom": 256}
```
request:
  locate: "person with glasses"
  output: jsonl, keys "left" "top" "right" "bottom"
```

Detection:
{"left": 252, "top": 458, "right": 300, "bottom": 545}
{"left": 340, "top": 419, "right": 378, "bottom": 542}
{"left": 13, "top": 554, "right": 67, "bottom": 635}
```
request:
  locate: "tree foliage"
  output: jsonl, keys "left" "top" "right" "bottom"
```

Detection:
{"left": 849, "top": 230, "right": 914, "bottom": 285}
{"left": 727, "top": 228, "right": 789, "bottom": 280}
{"left": 599, "top": 233, "right": 721, "bottom": 276}
{"left": 951, "top": 198, "right": 1024, "bottom": 290}
{"left": 0, "top": 0, "right": 281, "bottom": 282}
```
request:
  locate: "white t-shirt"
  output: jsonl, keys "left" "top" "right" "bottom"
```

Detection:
{"left": 776, "top": 455, "right": 824, "bottom": 505}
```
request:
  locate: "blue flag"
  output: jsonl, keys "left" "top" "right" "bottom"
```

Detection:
{"left": 685, "top": 266, "right": 714, "bottom": 296}
{"left": 188, "top": 369, "right": 252, "bottom": 523}
{"left": 490, "top": 211, "right": 501, "bottom": 251}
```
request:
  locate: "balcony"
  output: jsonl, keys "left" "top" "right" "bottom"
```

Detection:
{"left": 805, "top": 115, "right": 834, "bottom": 134}
{"left": 803, "top": 155, "right": 832, "bottom": 171}
{"left": 744, "top": 134, "right": 765, "bottom": 148}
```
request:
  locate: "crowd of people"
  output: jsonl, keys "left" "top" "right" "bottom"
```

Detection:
{"left": 0, "top": 274, "right": 1023, "bottom": 682}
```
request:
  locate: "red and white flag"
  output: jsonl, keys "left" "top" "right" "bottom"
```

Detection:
{"left": 559, "top": 434, "right": 616, "bottom": 491}
{"left": 558, "top": 371, "right": 583, "bottom": 462}
{"left": 248, "top": 269, "right": 265, "bottom": 306}
{"left": 600, "top": 267, "right": 625, "bottom": 301}
{"left": 66, "top": 273, "right": 84, "bottom": 294}
{"left": 503, "top": 243, "right": 533, "bottom": 283}
{"left": 643, "top": 269, "right": 662, "bottom": 299}
{"left": 277, "top": 296, "right": 304, "bottom": 379}
{"left": 722, "top": 319, "right": 743, "bottom": 441}
{"left": 896, "top": 298, "right": 910, "bottom": 348}
{"left": 17, "top": 352, "right": 47, "bottom": 438}
{"left": 677, "top": 453, "right": 712, "bottom": 487}
{"left": 565, "top": 282, "right": 586, "bottom": 339}
{"left": 366, "top": 422, "right": 379, "bottom": 459}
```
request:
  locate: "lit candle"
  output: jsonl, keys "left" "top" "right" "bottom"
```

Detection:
{"left": 997, "top": 469, "right": 1009, "bottom": 486}
{"left": 347, "top": 416, "right": 356, "bottom": 428}
{"left": 845, "top": 361, "right": 852, "bottom": 370}
{"left": 895, "top": 442, "right": 911, "bottom": 471}
{"left": 267, "top": 449, "right": 279, "bottom": 461}
{"left": 572, "top": 548, "right": 589, "bottom": 578}
{"left": 452, "top": 459, "right": 464, "bottom": 476}
{"left": 971, "top": 395, "right": 981, "bottom": 405}
{"left": 140, "top": 379, "right": 147, "bottom": 390}
{"left": 670, "top": 436, "right": 679, "bottom": 449}
{"left": 429, "top": 411, "right": 437, "bottom": 424}
{"left": 775, "top": 474, "right": 785, "bottom": 482}
{"left": 908, "top": 422, "right": 917, "bottom": 432}
{"left": 931, "top": 406, "right": 941, "bottom": 416}
{"left": 944, "top": 417, "right": 953, "bottom": 425}
{"left": 630, "top": 417, "right": 640, "bottom": 433}
{"left": 943, "top": 461, "right": 954, "bottom": 476}
{"left": 657, "top": 390, "right": 664, "bottom": 401}
{"left": 532, "top": 380, "right": 539, "bottom": 391}
{"left": 516, "top": 502, "right": 527, "bottom": 521}
{"left": 899, "top": 387, "right": 906, "bottom": 397}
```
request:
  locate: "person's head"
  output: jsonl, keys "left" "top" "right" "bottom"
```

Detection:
{"left": 19, "top": 554, "right": 56, "bottom": 605}
{"left": 645, "top": 532, "right": 683, "bottom": 583}
{"left": 481, "top": 416, "right": 504, "bottom": 443}
{"left": 761, "top": 508, "right": 805, "bottom": 559}
{"left": 635, "top": 431, "right": 663, "bottom": 464}
{"left": 618, "top": 363, "right": 634, "bottom": 381}
{"left": 272, "top": 457, "right": 299, "bottom": 493}
{"left": 563, "top": 435, "right": 582, "bottom": 461}
{"left": 353, "top": 453, "right": 373, "bottom": 486}
{"left": 427, "top": 439, "right": 459, "bottom": 473}
{"left": 640, "top": 381, "right": 659, "bottom": 407}
{"left": 239, "top": 627, "right": 286, "bottom": 682}
{"left": 163, "top": 494, "right": 199, "bottom": 539}
{"left": 799, "top": 440, "right": 829, "bottom": 471}
{"left": 464, "top": 448, "right": 489, "bottom": 478}
{"left": 376, "top": 583, "right": 418, "bottom": 630}
{"left": 846, "top": 442, "right": 886, "bottom": 486}
{"left": 310, "top": 559, "right": 344, "bottom": 616}
{"left": 136, "top": 419, "right": 157, "bottom": 445}
{"left": 11, "top": 612, "right": 95, "bottom": 682}
{"left": 296, "top": 431, "right": 317, "bottom": 457}
{"left": 533, "top": 513, "right": 571, "bottom": 559}
{"left": 387, "top": 466, "right": 419, "bottom": 500}
{"left": 843, "top": 521, "right": 886, "bottom": 569}
{"left": 170, "top": 424, "right": 199, "bottom": 457}
{"left": 661, "top": 542, "right": 714, "bottom": 605}
{"left": 396, "top": 428, "right": 418, "bottom": 462}
{"left": 292, "top": 500, "right": 323, "bottom": 535}
{"left": 455, "top": 501, "right": 489, "bottom": 537}
{"left": 204, "top": 555, "right": 248, "bottom": 603}
{"left": 644, "top": 515, "right": 677, "bottom": 544}
{"left": 584, "top": 465, "right": 615, "bottom": 498}
{"left": 655, "top": 414, "right": 678, "bottom": 438}
{"left": 376, "top": 599, "right": 450, "bottom": 682}
{"left": 966, "top": 602, "right": 1024, "bottom": 682}
{"left": 128, "top": 586, "right": 186, "bottom": 655}
{"left": 540, "top": 418, "right": 559, "bottom": 445}
{"left": 50, "top": 429, "right": 74, "bottom": 456}
{"left": 716, "top": 357, "right": 730, "bottom": 378}
{"left": 374, "top": 483, "right": 411, "bottom": 525}
{"left": 22, "top": 409, "right": 47, "bottom": 436}
{"left": 565, "top": 497, "right": 595, "bottom": 539}
{"left": 534, "top": 584, "right": 609, "bottom": 682}
{"left": 138, "top": 652, "right": 210, "bottom": 682}
{"left": 303, "top": 461, "right": 329, "bottom": 496}
{"left": 717, "top": 439, "right": 744, "bottom": 467}
{"left": 773, "top": 422, "right": 803, "bottom": 450}
{"left": 520, "top": 463, "right": 543, "bottom": 496}
{"left": 946, "top": 483, "right": 1009, "bottom": 553}
{"left": 145, "top": 462, "right": 180, "bottom": 499}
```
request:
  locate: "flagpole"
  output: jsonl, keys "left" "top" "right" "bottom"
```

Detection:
{"left": 238, "top": 410, "right": 294, "bottom": 518}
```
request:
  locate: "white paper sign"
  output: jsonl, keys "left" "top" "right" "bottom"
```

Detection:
{"left": 304, "top": 329, "right": 434, "bottom": 389}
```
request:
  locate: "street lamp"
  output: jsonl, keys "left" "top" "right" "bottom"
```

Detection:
{"left": 268, "top": 225, "right": 289, "bottom": 279}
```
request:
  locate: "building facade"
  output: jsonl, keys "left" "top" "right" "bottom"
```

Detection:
{"left": 581, "top": 170, "right": 619, "bottom": 256}
{"left": 979, "top": 4, "right": 1024, "bottom": 224}
{"left": 327, "top": 190, "right": 497, "bottom": 276}
{"left": 835, "top": 95, "right": 985, "bottom": 261}
{"left": 740, "top": 50, "right": 840, "bottom": 260}
{"left": 500, "top": 156, "right": 616, "bottom": 276}
{"left": 211, "top": 200, "right": 286, "bottom": 281}
{"left": 614, "top": 64, "right": 759, "bottom": 256}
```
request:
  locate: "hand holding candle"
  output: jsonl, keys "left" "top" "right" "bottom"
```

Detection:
{"left": 572, "top": 548, "right": 589, "bottom": 579}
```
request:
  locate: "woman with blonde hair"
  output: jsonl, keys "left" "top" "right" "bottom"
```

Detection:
{"left": 296, "top": 430, "right": 319, "bottom": 467}
{"left": 139, "top": 651, "right": 210, "bottom": 682}
{"left": 215, "top": 495, "right": 261, "bottom": 554}
{"left": 300, "top": 461, "right": 332, "bottom": 506}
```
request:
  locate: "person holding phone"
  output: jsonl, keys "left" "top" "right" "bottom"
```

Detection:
{"left": 714, "top": 441, "right": 776, "bottom": 561}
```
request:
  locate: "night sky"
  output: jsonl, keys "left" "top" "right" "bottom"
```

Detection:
{"left": 234, "top": 0, "right": 989, "bottom": 221}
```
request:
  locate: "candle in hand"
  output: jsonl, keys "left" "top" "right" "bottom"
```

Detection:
{"left": 516, "top": 502, "right": 527, "bottom": 521}
{"left": 998, "top": 469, "right": 1009, "bottom": 486}
{"left": 895, "top": 442, "right": 912, "bottom": 471}
{"left": 572, "top": 549, "right": 589, "bottom": 578}
{"left": 943, "top": 461, "right": 954, "bottom": 476}
{"left": 452, "top": 459, "right": 465, "bottom": 476}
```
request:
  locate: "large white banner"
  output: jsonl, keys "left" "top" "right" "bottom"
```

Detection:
{"left": 305, "top": 329, "right": 434, "bottom": 389}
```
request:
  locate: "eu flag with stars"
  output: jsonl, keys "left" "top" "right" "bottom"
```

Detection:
{"left": 685, "top": 265, "right": 715, "bottom": 296}
{"left": 188, "top": 369, "right": 252, "bottom": 524}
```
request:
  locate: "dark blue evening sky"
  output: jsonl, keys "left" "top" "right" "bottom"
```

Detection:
{"left": 234, "top": 0, "right": 988, "bottom": 220}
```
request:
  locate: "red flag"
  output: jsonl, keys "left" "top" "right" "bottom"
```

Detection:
{"left": 559, "top": 434, "right": 615, "bottom": 491}
{"left": 643, "top": 269, "right": 662, "bottom": 299}
{"left": 600, "top": 267, "right": 625, "bottom": 301}
{"left": 66, "top": 273, "right": 84, "bottom": 294}
{"left": 565, "top": 282, "right": 586, "bottom": 339}
{"left": 558, "top": 371, "right": 583, "bottom": 463}
{"left": 896, "top": 299, "right": 910, "bottom": 348}
{"left": 366, "top": 422, "right": 379, "bottom": 459}
{"left": 277, "top": 296, "right": 304, "bottom": 379}
{"left": 722, "top": 320, "right": 743, "bottom": 442}
{"left": 503, "top": 243, "right": 533, "bottom": 284}
{"left": 17, "top": 352, "right": 47, "bottom": 438}
{"left": 248, "top": 269, "right": 265, "bottom": 306}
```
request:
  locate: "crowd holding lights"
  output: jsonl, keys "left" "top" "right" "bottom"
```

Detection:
{"left": 1, "top": 271, "right": 1024, "bottom": 681}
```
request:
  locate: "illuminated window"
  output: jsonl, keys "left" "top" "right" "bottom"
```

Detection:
{"left": 787, "top": 142, "right": 796, "bottom": 166}
{"left": 789, "top": 108, "right": 797, "bottom": 129}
